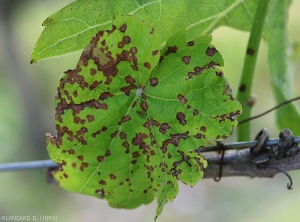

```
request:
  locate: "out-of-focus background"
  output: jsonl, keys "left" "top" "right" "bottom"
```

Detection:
{"left": 0, "top": 1, "right": 300, "bottom": 222}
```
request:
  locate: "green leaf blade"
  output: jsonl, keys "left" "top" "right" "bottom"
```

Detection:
{"left": 46, "top": 15, "right": 241, "bottom": 220}
{"left": 31, "top": 0, "right": 258, "bottom": 63}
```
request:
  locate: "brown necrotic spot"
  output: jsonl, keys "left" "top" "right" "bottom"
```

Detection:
{"left": 122, "top": 141, "right": 129, "bottom": 149}
{"left": 239, "top": 84, "right": 246, "bottom": 92}
{"left": 119, "top": 131, "right": 127, "bottom": 139}
{"left": 132, "top": 133, "right": 148, "bottom": 149}
{"left": 79, "top": 162, "right": 89, "bottom": 171}
{"left": 159, "top": 55, "right": 164, "bottom": 63}
{"left": 99, "top": 30, "right": 105, "bottom": 36}
{"left": 121, "top": 85, "right": 136, "bottom": 96}
{"left": 90, "top": 68, "right": 97, "bottom": 75}
{"left": 143, "top": 120, "right": 150, "bottom": 129}
{"left": 132, "top": 101, "right": 137, "bottom": 108}
{"left": 159, "top": 123, "right": 170, "bottom": 134}
{"left": 150, "top": 27, "right": 155, "bottom": 34}
{"left": 104, "top": 77, "right": 112, "bottom": 85}
{"left": 77, "top": 155, "right": 84, "bottom": 161}
{"left": 68, "top": 149, "right": 75, "bottom": 154}
{"left": 99, "top": 180, "right": 107, "bottom": 185}
{"left": 118, "top": 42, "right": 125, "bottom": 48}
{"left": 71, "top": 162, "right": 77, "bottom": 168}
{"left": 164, "top": 46, "right": 178, "bottom": 56}
{"left": 151, "top": 119, "right": 159, "bottom": 126}
{"left": 200, "top": 126, "right": 206, "bottom": 132}
{"left": 109, "top": 174, "right": 117, "bottom": 180}
{"left": 150, "top": 77, "right": 158, "bottom": 87}
{"left": 144, "top": 62, "right": 151, "bottom": 69}
{"left": 86, "top": 114, "right": 95, "bottom": 122}
{"left": 97, "top": 156, "right": 104, "bottom": 162}
{"left": 123, "top": 36, "right": 131, "bottom": 44}
{"left": 63, "top": 173, "right": 68, "bottom": 178}
{"left": 110, "top": 130, "right": 118, "bottom": 138}
{"left": 216, "top": 71, "right": 224, "bottom": 77}
{"left": 119, "top": 115, "right": 131, "bottom": 125}
{"left": 99, "top": 92, "right": 113, "bottom": 100}
{"left": 161, "top": 132, "right": 189, "bottom": 153}
{"left": 147, "top": 166, "right": 154, "bottom": 172}
{"left": 69, "top": 103, "right": 84, "bottom": 114}
{"left": 177, "top": 94, "right": 187, "bottom": 104}
{"left": 131, "top": 65, "right": 138, "bottom": 71}
{"left": 194, "top": 133, "right": 203, "bottom": 139}
{"left": 247, "top": 48, "right": 254, "bottom": 55}
{"left": 125, "top": 76, "right": 135, "bottom": 84}
{"left": 107, "top": 25, "right": 116, "bottom": 34}
{"left": 194, "top": 66, "right": 203, "bottom": 73}
{"left": 132, "top": 151, "right": 140, "bottom": 158}
{"left": 119, "top": 23, "right": 127, "bottom": 32}
{"left": 90, "top": 101, "right": 108, "bottom": 110}
{"left": 140, "top": 101, "right": 148, "bottom": 111}
{"left": 95, "top": 189, "right": 105, "bottom": 197}
{"left": 77, "top": 136, "right": 87, "bottom": 145}
{"left": 105, "top": 150, "right": 111, "bottom": 157}
{"left": 182, "top": 56, "right": 191, "bottom": 65}
{"left": 206, "top": 47, "right": 217, "bottom": 56}
{"left": 187, "top": 41, "right": 194, "bottom": 46}
{"left": 193, "top": 109, "right": 199, "bottom": 116}
{"left": 142, "top": 93, "right": 147, "bottom": 100}
{"left": 176, "top": 112, "right": 187, "bottom": 125}
{"left": 89, "top": 81, "right": 101, "bottom": 90}
{"left": 152, "top": 50, "right": 159, "bottom": 56}
{"left": 73, "top": 90, "right": 78, "bottom": 97}
{"left": 130, "top": 47, "right": 137, "bottom": 54}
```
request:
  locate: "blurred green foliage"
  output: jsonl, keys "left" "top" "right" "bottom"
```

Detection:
{"left": 0, "top": 1, "right": 300, "bottom": 222}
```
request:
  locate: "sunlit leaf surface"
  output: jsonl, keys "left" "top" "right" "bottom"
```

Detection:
{"left": 31, "top": 0, "right": 257, "bottom": 62}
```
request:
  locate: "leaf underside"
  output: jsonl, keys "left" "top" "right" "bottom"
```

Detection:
{"left": 46, "top": 15, "right": 241, "bottom": 219}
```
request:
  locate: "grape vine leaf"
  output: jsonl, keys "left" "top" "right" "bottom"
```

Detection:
{"left": 263, "top": 0, "right": 300, "bottom": 135}
{"left": 46, "top": 15, "right": 241, "bottom": 220}
{"left": 31, "top": 0, "right": 258, "bottom": 63}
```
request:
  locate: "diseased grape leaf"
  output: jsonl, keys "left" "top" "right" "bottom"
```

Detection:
{"left": 46, "top": 15, "right": 241, "bottom": 220}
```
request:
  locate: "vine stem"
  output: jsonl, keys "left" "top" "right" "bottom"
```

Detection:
{"left": 1, "top": 136, "right": 300, "bottom": 171}
{"left": 236, "top": 0, "right": 270, "bottom": 141}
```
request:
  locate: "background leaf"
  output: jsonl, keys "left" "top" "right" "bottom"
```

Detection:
{"left": 263, "top": 0, "right": 300, "bottom": 134}
{"left": 31, "top": 0, "right": 258, "bottom": 63}
{"left": 46, "top": 15, "right": 241, "bottom": 220}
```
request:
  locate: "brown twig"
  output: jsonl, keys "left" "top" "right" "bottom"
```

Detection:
{"left": 203, "top": 148, "right": 300, "bottom": 178}
{"left": 239, "top": 96, "right": 300, "bottom": 124}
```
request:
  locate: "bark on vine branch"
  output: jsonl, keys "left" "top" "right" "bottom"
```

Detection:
{"left": 203, "top": 147, "right": 300, "bottom": 179}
